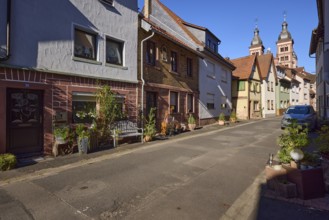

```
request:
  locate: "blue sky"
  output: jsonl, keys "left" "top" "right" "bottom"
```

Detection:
{"left": 137, "top": 0, "right": 318, "bottom": 73}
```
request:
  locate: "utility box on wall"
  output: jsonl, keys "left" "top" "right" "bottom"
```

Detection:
{"left": 54, "top": 111, "right": 68, "bottom": 122}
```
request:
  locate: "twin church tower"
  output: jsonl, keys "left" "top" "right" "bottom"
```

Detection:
{"left": 249, "top": 18, "right": 298, "bottom": 68}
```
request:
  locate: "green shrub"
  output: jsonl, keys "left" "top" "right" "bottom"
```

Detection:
{"left": 188, "top": 114, "right": 196, "bottom": 124}
{"left": 0, "top": 153, "right": 17, "bottom": 171}
{"left": 277, "top": 120, "right": 309, "bottom": 163}
{"left": 218, "top": 113, "right": 225, "bottom": 121}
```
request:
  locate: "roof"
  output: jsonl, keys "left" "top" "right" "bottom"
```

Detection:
{"left": 154, "top": 0, "right": 203, "bottom": 46}
{"left": 146, "top": 0, "right": 234, "bottom": 70}
{"left": 231, "top": 55, "right": 257, "bottom": 80}
{"left": 141, "top": 17, "right": 204, "bottom": 58}
{"left": 258, "top": 54, "right": 272, "bottom": 79}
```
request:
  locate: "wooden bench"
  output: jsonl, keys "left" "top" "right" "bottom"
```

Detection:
{"left": 111, "top": 120, "right": 143, "bottom": 147}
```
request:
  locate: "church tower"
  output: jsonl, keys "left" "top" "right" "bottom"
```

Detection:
{"left": 275, "top": 16, "right": 298, "bottom": 68}
{"left": 249, "top": 26, "right": 264, "bottom": 55}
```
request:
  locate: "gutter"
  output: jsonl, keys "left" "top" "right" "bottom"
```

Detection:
{"left": 140, "top": 22, "right": 155, "bottom": 141}
{"left": 0, "top": 0, "right": 11, "bottom": 61}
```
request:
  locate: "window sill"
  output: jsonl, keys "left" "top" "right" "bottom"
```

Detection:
{"left": 207, "top": 75, "right": 216, "bottom": 80}
{"left": 105, "top": 63, "right": 128, "bottom": 70}
{"left": 73, "top": 57, "right": 102, "bottom": 65}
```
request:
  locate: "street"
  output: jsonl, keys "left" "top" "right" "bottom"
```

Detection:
{"left": 1, "top": 118, "right": 328, "bottom": 220}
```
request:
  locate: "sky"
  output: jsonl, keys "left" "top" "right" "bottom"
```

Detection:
{"left": 137, "top": 0, "right": 318, "bottom": 73}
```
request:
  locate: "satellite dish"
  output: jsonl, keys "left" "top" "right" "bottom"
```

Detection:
{"left": 0, "top": 47, "right": 8, "bottom": 60}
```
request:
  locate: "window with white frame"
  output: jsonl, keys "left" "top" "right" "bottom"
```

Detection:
{"left": 221, "top": 68, "right": 227, "bottom": 83}
{"left": 271, "top": 82, "right": 274, "bottom": 91}
{"left": 267, "top": 83, "right": 270, "bottom": 91}
{"left": 170, "top": 91, "right": 179, "bottom": 113}
{"left": 280, "top": 100, "right": 283, "bottom": 108}
{"left": 161, "top": 46, "right": 168, "bottom": 62}
{"left": 206, "top": 93, "right": 215, "bottom": 109}
{"left": 72, "top": 92, "right": 96, "bottom": 123}
{"left": 146, "top": 41, "right": 156, "bottom": 65}
{"left": 74, "top": 28, "right": 97, "bottom": 60}
{"left": 207, "top": 61, "right": 215, "bottom": 78}
{"left": 254, "top": 101, "right": 259, "bottom": 111}
{"left": 267, "top": 100, "right": 270, "bottom": 110}
{"left": 271, "top": 100, "right": 274, "bottom": 110}
{"left": 106, "top": 38, "right": 123, "bottom": 66}
{"left": 187, "top": 94, "right": 194, "bottom": 113}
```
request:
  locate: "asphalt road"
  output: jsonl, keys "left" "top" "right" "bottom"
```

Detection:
{"left": 1, "top": 118, "right": 328, "bottom": 220}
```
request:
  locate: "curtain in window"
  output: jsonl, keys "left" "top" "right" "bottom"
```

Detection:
{"left": 74, "top": 29, "right": 96, "bottom": 59}
{"left": 107, "top": 40, "right": 122, "bottom": 65}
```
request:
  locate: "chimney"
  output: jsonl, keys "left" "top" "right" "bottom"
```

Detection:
{"left": 144, "top": 0, "right": 152, "bottom": 19}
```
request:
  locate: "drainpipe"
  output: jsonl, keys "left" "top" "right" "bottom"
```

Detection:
{"left": 0, "top": 0, "right": 11, "bottom": 61}
{"left": 140, "top": 23, "right": 154, "bottom": 142}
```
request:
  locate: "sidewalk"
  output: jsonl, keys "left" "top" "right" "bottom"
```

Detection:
{"left": 1, "top": 118, "right": 328, "bottom": 219}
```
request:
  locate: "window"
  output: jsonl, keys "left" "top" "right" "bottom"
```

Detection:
{"left": 238, "top": 81, "right": 245, "bottom": 91}
{"left": 271, "top": 100, "right": 274, "bottom": 110}
{"left": 171, "top": 51, "right": 178, "bottom": 72}
{"left": 271, "top": 82, "right": 274, "bottom": 91}
{"left": 221, "top": 96, "right": 227, "bottom": 109}
{"left": 207, "top": 39, "right": 211, "bottom": 48}
{"left": 146, "top": 41, "right": 156, "bottom": 65}
{"left": 161, "top": 46, "right": 167, "bottom": 62}
{"left": 280, "top": 57, "right": 284, "bottom": 61}
{"left": 256, "top": 83, "right": 260, "bottom": 92}
{"left": 284, "top": 46, "right": 288, "bottom": 51}
{"left": 187, "top": 58, "right": 193, "bottom": 77}
{"left": 267, "top": 83, "right": 270, "bottom": 91}
{"left": 187, "top": 94, "right": 194, "bottom": 112}
{"left": 254, "top": 101, "right": 259, "bottom": 111}
{"left": 207, "top": 61, "right": 215, "bottom": 78}
{"left": 106, "top": 38, "right": 123, "bottom": 65}
{"left": 72, "top": 92, "right": 96, "bottom": 123}
{"left": 284, "top": 56, "right": 289, "bottom": 61}
{"left": 170, "top": 91, "right": 178, "bottom": 113}
{"left": 280, "top": 100, "right": 283, "bottom": 108}
{"left": 221, "top": 68, "right": 227, "bottom": 83}
{"left": 212, "top": 43, "right": 217, "bottom": 52}
{"left": 280, "top": 47, "right": 284, "bottom": 52}
{"left": 206, "top": 93, "right": 215, "bottom": 109}
{"left": 74, "top": 28, "right": 97, "bottom": 60}
{"left": 267, "top": 100, "right": 270, "bottom": 110}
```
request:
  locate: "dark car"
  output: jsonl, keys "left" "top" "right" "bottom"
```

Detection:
{"left": 281, "top": 105, "right": 317, "bottom": 130}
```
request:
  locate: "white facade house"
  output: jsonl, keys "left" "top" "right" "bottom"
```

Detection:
{"left": 183, "top": 24, "right": 235, "bottom": 124}
{"left": 258, "top": 53, "right": 277, "bottom": 118}
{"left": 0, "top": 0, "right": 138, "bottom": 82}
{"left": 0, "top": 0, "right": 139, "bottom": 155}
{"left": 310, "top": 0, "right": 329, "bottom": 120}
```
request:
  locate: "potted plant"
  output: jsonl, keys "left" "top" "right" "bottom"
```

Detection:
{"left": 218, "top": 113, "right": 225, "bottom": 126}
{"left": 277, "top": 120, "right": 309, "bottom": 165}
{"left": 188, "top": 114, "right": 196, "bottom": 131}
{"left": 229, "top": 111, "right": 237, "bottom": 123}
{"left": 54, "top": 126, "right": 69, "bottom": 144}
{"left": 75, "top": 124, "right": 90, "bottom": 154}
{"left": 144, "top": 108, "right": 157, "bottom": 142}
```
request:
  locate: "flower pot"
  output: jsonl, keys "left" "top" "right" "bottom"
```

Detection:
{"left": 55, "top": 136, "right": 67, "bottom": 145}
{"left": 188, "top": 123, "right": 196, "bottom": 131}
{"left": 218, "top": 120, "right": 225, "bottom": 126}
{"left": 78, "top": 137, "right": 89, "bottom": 154}
{"left": 144, "top": 135, "right": 152, "bottom": 142}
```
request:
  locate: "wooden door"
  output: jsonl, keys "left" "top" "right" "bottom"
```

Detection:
{"left": 6, "top": 89, "right": 44, "bottom": 155}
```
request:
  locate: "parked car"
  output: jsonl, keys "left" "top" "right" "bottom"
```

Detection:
{"left": 281, "top": 105, "right": 317, "bottom": 130}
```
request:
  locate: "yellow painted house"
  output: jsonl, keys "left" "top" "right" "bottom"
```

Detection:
{"left": 231, "top": 55, "right": 262, "bottom": 119}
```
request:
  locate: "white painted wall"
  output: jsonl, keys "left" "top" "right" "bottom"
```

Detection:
{"left": 0, "top": 0, "right": 138, "bottom": 82}
{"left": 261, "top": 63, "right": 276, "bottom": 118}
{"left": 199, "top": 58, "right": 232, "bottom": 119}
